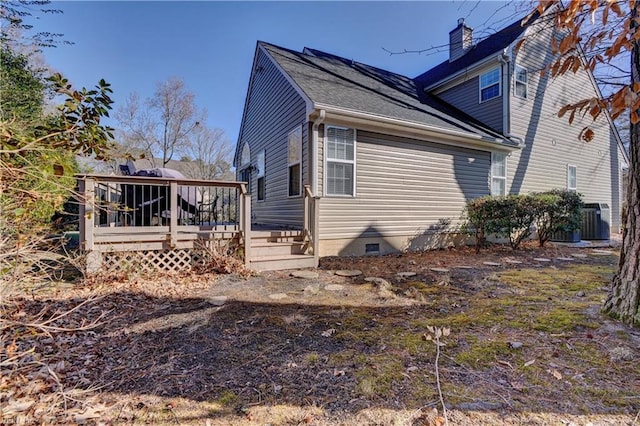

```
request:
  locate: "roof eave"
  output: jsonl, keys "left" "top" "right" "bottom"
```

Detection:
{"left": 312, "top": 104, "right": 519, "bottom": 152}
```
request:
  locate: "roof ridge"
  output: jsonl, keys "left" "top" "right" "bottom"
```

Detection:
{"left": 414, "top": 8, "right": 543, "bottom": 87}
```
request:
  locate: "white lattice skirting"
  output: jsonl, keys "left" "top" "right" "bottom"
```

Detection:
{"left": 101, "top": 249, "right": 210, "bottom": 274}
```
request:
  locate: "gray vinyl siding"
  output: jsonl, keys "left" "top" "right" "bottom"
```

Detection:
{"left": 236, "top": 48, "right": 308, "bottom": 227}
{"left": 508, "top": 19, "right": 622, "bottom": 229}
{"left": 318, "top": 130, "right": 490, "bottom": 239}
{"left": 438, "top": 70, "right": 504, "bottom": 133}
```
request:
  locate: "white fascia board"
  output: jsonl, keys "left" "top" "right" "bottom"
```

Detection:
{"left": 258, "top": 45, "right": 315, "bottom": 117}
{"left": 314, "top": 104, "right": 519, "bottom": 153}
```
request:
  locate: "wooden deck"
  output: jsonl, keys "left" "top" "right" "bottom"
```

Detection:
{"left": 77, "top": 175, "right": 319, "bottom": 273}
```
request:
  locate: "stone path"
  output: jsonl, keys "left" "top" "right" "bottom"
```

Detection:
{"left": 334, "top": 270, "right": 362, "bottom": 277}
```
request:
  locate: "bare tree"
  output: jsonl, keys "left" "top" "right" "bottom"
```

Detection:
{"left": 183, "top": 125, "right": 233, "bottom": 180}
{"left": 116, "top": 77, "right": 201, "bottom": 167}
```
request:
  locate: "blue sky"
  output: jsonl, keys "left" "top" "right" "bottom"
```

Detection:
{"left": 35, "top": 1, "right": 527, "bottom": 146}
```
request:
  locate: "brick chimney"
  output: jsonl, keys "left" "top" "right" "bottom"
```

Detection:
{"left": 449, "top": 18, "right": 473, "bottom": 62}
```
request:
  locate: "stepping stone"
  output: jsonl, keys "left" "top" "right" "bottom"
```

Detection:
{"left": 571, "top": 253, "right": 588, "bottom": 258}
{"left": 533, "top": 258, "right": 551, "bottom": 262}
{"left": 325, "top": 284, "right": 344, "bottom": 291}
{"left": 556, "top": 257, "right": 574, "bottom": 261}
{"left": 291, "top": 270, "right": 319, "bottom": 279}
{"left": 269, "top": 293, "right": 289, "bottom": 300}
{"left": 365, "top": 277, "right": 391, "bottom": 288}
{"left": 335, "top": 270, "right": 362, "bottom": 277}
{"left": 430, "top": 267, "right": 450, "bottom": 273}
{"left": 303, "top": 285, "right": 320, "bottom": 295}
{"left": 505, "top": 259, "right": 523, "bottom": 264}
{"left": 483, "top": 262, "right": 501, "bottom": 266}
{"left": 592, "top": 250, "right": 613, "bottom": 256}
{"left": 396, "top": 271, "right": 417, "bottom": 278}
{"left": 210, "top": 296, "right": 228, "bottom": 306}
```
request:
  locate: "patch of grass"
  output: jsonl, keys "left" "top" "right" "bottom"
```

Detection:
{"left": 215, "top": 390, "right": 238, "bottom": 407}
{"left": 532, "top": 306, "right": 598, "bottom": 332}
{"left": 497, "top": 265, "right": 613, "bottom": 297}
{"left": 455, "top": 337, "right": 520, "bottom": 369}
{"left": 354, "top": 355, "right": 405, "bottom": 397}
{"left": 389, "top": 331, "right": 434, "bottom": 357}
{"left": 304, "top": 351, "right": 320, "bottom": 366}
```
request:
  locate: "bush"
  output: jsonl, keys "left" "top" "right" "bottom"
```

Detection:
{"left": 463, "top": 190, "right": 583, "bottom": 251}
{"left": 532, "top": 190, "right": 583, "bottom": 247}
{"left": 463, "top": 195, "right": 535, "bottom": 251}
{"left": 462, "top": 196, "right": 494, "bottom": 253}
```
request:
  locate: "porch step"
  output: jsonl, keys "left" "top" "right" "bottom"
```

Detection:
{"left": 251, "top": 241, "right": 306, "bottom": 257}
{"left": 249, "top": 254, "right": 316, "bottom": 272}
{"left": 251, "top": 230, "right": 305, "bottom": 243}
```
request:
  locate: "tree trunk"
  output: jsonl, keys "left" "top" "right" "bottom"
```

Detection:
{"left": 603, "top": 5, "right": 640, "bottom": 326}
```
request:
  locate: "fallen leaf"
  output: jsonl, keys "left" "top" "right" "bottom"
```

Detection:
{"left": 510, "top": 381, "right": 526, "bottom": 391}
{"left": 497, "top": 360, "right": 514, "bottom": 370}
{"left": 321, "top": 328, "right": 336, "bottom": 337}
{"left": 548, "top": 369, "right": 563, "bottom": 380}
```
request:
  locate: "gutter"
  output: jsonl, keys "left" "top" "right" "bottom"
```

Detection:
{"left": 498, "top": 49, "right": 526, "bottom": 148}
{"left": 311, "top": 109, "right": 325, "bottom": 195}
{"left": 314, "top": 104, "right": 520, "bottom": 151}
{"left": 424, "top": 52, "right": 502, "bottom": 93}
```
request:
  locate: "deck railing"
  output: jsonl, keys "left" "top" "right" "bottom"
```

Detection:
{"left": 303, "top": 185, "right": 320, "bottom": 265}
{"left": 76, "top": 174, "right": 250, "bottom": 266}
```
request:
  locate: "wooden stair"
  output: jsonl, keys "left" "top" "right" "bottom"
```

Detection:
{"left": 249, "top": 230, "right": 316, "bottom": 272}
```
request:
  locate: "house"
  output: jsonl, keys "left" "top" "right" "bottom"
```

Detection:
{"left": 233, "top": 5, "right": 629, "bottom": 262}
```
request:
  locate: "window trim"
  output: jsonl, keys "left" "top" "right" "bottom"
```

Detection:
{"left": 256, "top": 149, "right": 265, "bottom": 202}
{"left": 324, "top": 125, "right": 356, "bottom": 197}
{"left": 479, "top": 67, "right": 501, "bottom": 103}
{"left": 567, "top": 164, "right": 577, "bottom": 192}
{"left": 514, "top": 65, "right": 528, "bottom": 99}
{"left": 491, "top": 152, "right": 507, "bottom": 196}
{"left": 287, "top": 125, "right": 303, "bottom": 198}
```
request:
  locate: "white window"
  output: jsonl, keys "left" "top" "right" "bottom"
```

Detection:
{"left": 256, "top": 150, "right": 265, "bottom": 201}
{"left": 288, "top": 126, "right": 302, "bottom": 197}
{"left": 567, "top": 164, "right": 577, "bottom": 192}
{"left": 514, "top": 66, "right": 527, "bottom": 99}
{"left": 491, "top": 152, "right": 507, "bottom": 196}
{"left": 325, "top": 126, "right": 355, "bottom": 196}
{"left": 480, "top": 68, "right": 501, "bottom": 102}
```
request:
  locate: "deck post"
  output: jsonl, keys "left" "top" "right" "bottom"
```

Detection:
{"left": 80, "top": 177, "right": 95, "bottom": 251}
{"left": 240, "top": 192, "right": 252, "bottom": 267}
{"left": 170, "top": 181, "right": 178, "bottom": 247}
{"left": 313, "top": 195, "right": 320, "bottom": 267}
{"left": 79, "top": 177, "right": 101, "bottom": 274}
{"left": 303, "top": 185, "right": 310, "bottom": 242}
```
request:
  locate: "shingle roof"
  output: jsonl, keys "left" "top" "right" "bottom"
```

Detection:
{"left": 260, "top": 42, "right": 513, "bottom": 144}
{"left": 414, "top": 11, "right": 540, "bottom": 88}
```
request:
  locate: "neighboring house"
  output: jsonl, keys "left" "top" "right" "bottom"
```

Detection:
{"left": 234, "top": 5, "right": 629, "bottom": 258}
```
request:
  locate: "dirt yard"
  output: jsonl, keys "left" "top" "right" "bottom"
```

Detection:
{"left": 2, "top": 242, "right": 639, "bottom": 425}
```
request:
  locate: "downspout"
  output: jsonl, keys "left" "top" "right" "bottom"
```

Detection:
{"left": 311, "top": 109, "right": 326, "bottom": 195}
{"left": 499, "top": 49, "right": 525, "bottom": 148}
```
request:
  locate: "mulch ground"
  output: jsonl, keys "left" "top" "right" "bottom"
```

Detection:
{"left": 2, "top": 242, "right": 639, "bottom": 425}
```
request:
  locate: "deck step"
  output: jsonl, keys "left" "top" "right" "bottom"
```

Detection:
{"left": 251, "top": 241, "right": 306, "bottom": 257}
{"left": 251, "top": 230, "right": 305, "bottom": 243}
{"left": 249, "top": 254, "right": 316, "bottom": 272}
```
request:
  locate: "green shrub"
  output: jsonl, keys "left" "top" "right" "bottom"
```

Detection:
{"left": 532, "top": 190, "right": 583, "bottom": 247}
{"left": 462, "top": 196, "right": 494, "bottom": 253}
{"left": 491, "top": 195, "right": 537, "bottom": 250}
{"left": 463, "top": 190, "right": 582, "bottom": 251}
